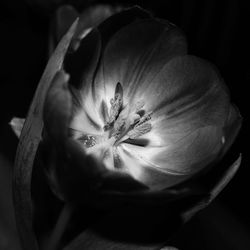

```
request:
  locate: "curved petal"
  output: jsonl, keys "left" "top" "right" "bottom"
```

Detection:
{"left": 13, "top": 19, "right": 78, "bottom": 250}
{"left": 43, "top": 70, "right": 72, "bottom": 141}
{"left": 76, "top": 5, "right": 121, "bottom": 38}
{"left": 139, "top": 55, "right": 230, "bottom": 119}
{"left": 97, "top": 6, "right": 152, "bottom": 49}
{"left": 221, "top": 104, "right": 242, "bottom": 156}
{"left": 64, "top": 28, "right": 101, "bottom": 89}
{"left": 94, "top": 18, "right": 187, "bottom": 109}
{"left": 181, "top": 155, "right": 241, "bottom": 221}
{"left": 130, "top": 55, "right": 230, "bottom": 147}
{"left": 65, "top": 29, "right": 103, "bottom": 135}
{"left": 118, "top": 125, "right": 223, "bottom": 189}
{"left": 52, "top": 5, "right": 79, "bottom": 45}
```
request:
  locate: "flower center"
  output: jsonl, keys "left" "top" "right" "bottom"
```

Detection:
{"left": 104, "top": 82, "right": 152, "bottom": 145}
{"left": 74, "top": 82, "right": 153, "bottom": 169}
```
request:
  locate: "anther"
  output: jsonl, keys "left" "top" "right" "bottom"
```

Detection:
{"left": 128, "top": 123, "right": 152, "bottom": 139}
{"left": 105, "top": 82, "right": 123, "bottom": 129}
{"left": 78, "top": 134, "right": 96, "bottom": 148}
{"left": 135, "top": 112, "right": 152, "bottom": 127}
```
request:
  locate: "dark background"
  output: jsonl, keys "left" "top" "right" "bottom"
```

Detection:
{"left": 0, "top": 0, "right": 249, "bottom": 249}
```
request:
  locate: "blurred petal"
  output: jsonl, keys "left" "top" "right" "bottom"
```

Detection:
{"left": 43, "top": 70, "right": 72, "bottom": 140}
{"left": 76, "top": 5, "right": 121, "bottom": 38}
{"left": 50, "top": 4, "right": 120, "bottom": 54}
{"left": 13, "top": 19, "right": 78, "bottom": 250}
{"left": 64, "top": 27, "right": 101, "bottom": 89}
{"left": 221, "top": 104, "right": 242, "bottom": 155}
{"left": 54, "top": 138, "right": 109, "bottom": 201}
{"left": 181, "top": 155, "right": 241, "bottom": 221}
{"left": 0, "top": 155, "right": 21, "bottom": 250}
{"left": 101, "top": 170, "right": 148, "bottom": 192}
{"left": 53, "top": 5, "right": 79, "bottom": 44}
{"left": 160, "top": 247, "right": 179, "bottom": 250}
{"left": 9, "top": 117, "right": 25, "bottom": 138}
{"left": 97, "top": 6, "right": 151, "bottom": 48}
{"left": 209, "top": 155, "right": 241, "bottom": 200}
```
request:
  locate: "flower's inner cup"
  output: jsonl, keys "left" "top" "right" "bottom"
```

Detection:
{"left": 71, "top": 82, "right": 152, "bottom": 170}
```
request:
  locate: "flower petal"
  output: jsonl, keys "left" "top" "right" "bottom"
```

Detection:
{"left": 64, "top": 29, "right": 104, "bottom": 135}
{"left": 77, "top": 5, "right": 121, "bottom": 38}
{"left": 69, "top": 7, "right": 153, "bottom": 135}
{"left": 137, "top": 55, "right": 229, "bottom": 119}
{"left": 13, "top": 19, "right": 78, "bottom": 250}
{"left": 43, "top": 70, "right": 72, "bottom": 141}
{"left": 9, "top": 117, "right": 25, "bottom": 138}
{"left": 118, "top": 125, "right": 224, "bottom": 189}
{"left": 181, "top": 155, "right": 241, "bottom": 221}
{"left": 52, "top": 5, "right": 79, "bottom": 46}
{"left": 97, "top": 6, "right": 151, "bottom": 49}
{"left": 64, "top": 28, "right": 101, "bottom": 89}
{"left": 132, "top": 55, "right": 230, "bottom": 146}
{"left": 221, "top": 104, "right": 242, "bottom": 156}
{"left": 94, "top": 17, "right": 187, "bottom": 107}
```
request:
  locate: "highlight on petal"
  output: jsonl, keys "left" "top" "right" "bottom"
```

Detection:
{"left": 119, "top": 125, "right": 224, "bottom": 190}
{"left": 94, "top": 17, "right": 187, "bottom": 107}
{"left": 9, "top": 117, "right": 25, "bottom": 138}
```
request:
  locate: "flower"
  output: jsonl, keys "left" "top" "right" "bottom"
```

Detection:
{"left": 12, "top": 5, "right": 241, "bottom": 249}
{"left": 43, "top": 6, "right": 241, "bottom": 196}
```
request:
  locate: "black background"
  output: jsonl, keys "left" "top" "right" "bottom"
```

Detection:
{"left": 0, "top": 0, "right": 249, "bottom": 249}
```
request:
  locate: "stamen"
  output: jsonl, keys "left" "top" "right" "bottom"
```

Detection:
{"left": 134, "top": 100, "right": 145, "bottom": 112}
{"left": 112, "top": 118, "right": 126, "bottom": 139}
{"left": 78, "top": 134, "right": 96, "bottom": 148}
{"left": 104, "top": 82, "right": 123, "bottom": 129}
{"left": 113, "top": 147, "right": 122, "bottom": 169}
{"left": 100, "top": 100, "right": 109, "bottom": 125}
{"left": 128, "top": 122, "right": 152, "bottom": 139}
{"left": 135, "top": 112, "right": 152, "bottom": 127}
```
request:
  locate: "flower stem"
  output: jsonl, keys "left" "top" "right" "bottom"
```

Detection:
{"left": 45, "top": 202, "right": 73, "bottom": 250}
